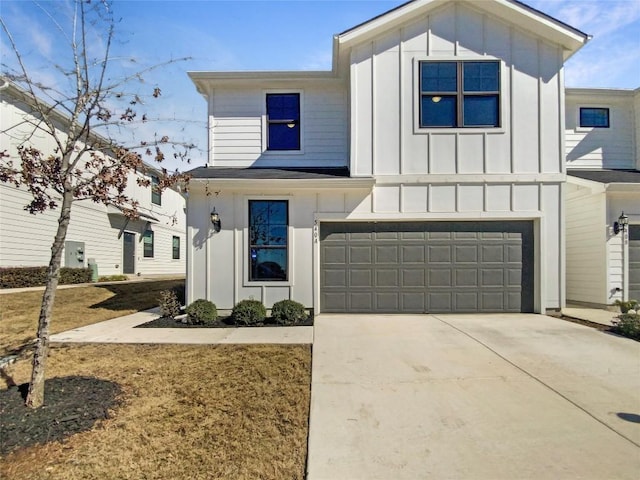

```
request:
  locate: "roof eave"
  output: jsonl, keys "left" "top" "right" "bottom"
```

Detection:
{"left": 188, "top": 177, "right": 375, "bottom": 190}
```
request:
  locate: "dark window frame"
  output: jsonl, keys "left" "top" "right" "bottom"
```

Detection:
{"left": 151, "top": 175, "right": 162, "bottom": 206}
{"left": 248, "top": 200, "right": 289, "bottom": 282}
{"left": 172, "top": 236, "right": 180, "bottom": 260}
{"left": 143, "top": 230, "right": 154, "bottom": 258}
{"left": 266, "top": 93, "right": 301, "bottom": 151}
{"left": 419, "top": 60, "right": 501, "bottom": 128}
{"left": 579, "top": 107, "right": 610, "bottom": 128}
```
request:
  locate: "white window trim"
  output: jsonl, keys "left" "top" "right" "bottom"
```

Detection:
{"left": 243, "top": 195, "right": 293, "bottom": 287}
{"left": 413, "top": 56, "right": 507, "bottom": 134}
{"left": 575, "top": 104, "right": 611, "bottom": 132}
{"left": 261, "top": 89, "right": 305, "bottom": 155}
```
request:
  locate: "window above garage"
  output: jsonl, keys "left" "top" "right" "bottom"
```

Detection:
{"left": 418, "top": 60, "right": 501, "bottom": 129}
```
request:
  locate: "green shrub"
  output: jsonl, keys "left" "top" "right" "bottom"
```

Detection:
{"left": 0, "top": 266, "right": 92, "bottom": 288}
{"left": 612, "top": 312, "right": 640, "bottom": 341}
{"left": 185, "top": 299, "right": 218, "bottom": 325}
{"left": 271, "top": 299, "right": 308, "bottom": 325}
{"left": 159, "top": 289, "right": 181, "bottom": 319}
{"left": 231, "top": 299, "right": 267, "bottom": 326}
{"left": 614, "top": 299, "right": 638, "bottom": 314}
{"left": 98, "top": 275, "right": 128, "bottom": 282}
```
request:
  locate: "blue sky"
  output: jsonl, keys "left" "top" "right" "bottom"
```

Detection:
{"left": 2, "top": 0, "right": 639, "bottom": 171}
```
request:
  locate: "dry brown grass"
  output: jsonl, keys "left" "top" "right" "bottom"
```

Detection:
{"left": 0, "top": 280, "right": 183, "bottom": 356}
{"left": 1, "top": 343, "right": 311, "bottom": 480}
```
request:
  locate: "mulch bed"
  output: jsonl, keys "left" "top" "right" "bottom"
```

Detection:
{"left": 0, "top": 376, "right": 121, "bottom": 455}
{"left": 559, "top": 315, "right": 614, "bottom": 332}
{"left": 136, "top": 314, "right": 314, "bottom": 328}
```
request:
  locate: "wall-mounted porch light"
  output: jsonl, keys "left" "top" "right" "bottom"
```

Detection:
{"left": 210, "top": 207, "right": 221, "bottom": 233}
{"left": 613, "top": 211, "right": 629, "bottom": 235}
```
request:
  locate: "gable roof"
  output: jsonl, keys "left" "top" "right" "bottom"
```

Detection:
{"left": 337, "top": 0, "right": 589, "bottom": 60}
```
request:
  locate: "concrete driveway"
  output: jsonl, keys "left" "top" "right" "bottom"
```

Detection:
{"left": 307, "top": 314, "right": 640, "bottom": 480}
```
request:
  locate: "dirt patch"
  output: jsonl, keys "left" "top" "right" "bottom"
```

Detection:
{"left": 0, "top": 376, "right": 121, "bottom": 455}
{"left": 136, "top": 314, "right": 314, "bottom": 328}
{"left": 559, "top": 315, "right": 614, "bottom": 332}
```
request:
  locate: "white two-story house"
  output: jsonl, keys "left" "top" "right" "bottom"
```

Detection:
{"left": 0, "top": 79, "right": 187, "bottom": 278}
{"left": 565, "top": 88, "right": 640, "bottom": 307}
{"left": 185, "top": 0, "right": 588, "bottom": 314}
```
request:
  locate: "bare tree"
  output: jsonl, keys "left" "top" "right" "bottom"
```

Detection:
{"left": 0, "top": 0, "right": 192, "bottom": 408}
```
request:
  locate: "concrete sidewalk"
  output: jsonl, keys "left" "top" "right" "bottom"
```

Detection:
{"left": 307, "top": 314, "right": 640, "bottom": 480}
{"left": 561, "top": 305, "right": 619, "bottom": 326}
{"left": 50, "top": 309, "right": 313, "bottom": 345}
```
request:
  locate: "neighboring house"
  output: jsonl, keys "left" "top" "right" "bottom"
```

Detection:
{"left": 565, "top": 88, "right": 640, "bottom": 306}
{"left": 0, "top": 79, "right": 186, "bottom": 278}
{"left": 185, "top": 0, "right": 589, "bottom": 314}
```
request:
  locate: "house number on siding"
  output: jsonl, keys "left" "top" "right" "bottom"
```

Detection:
{"left": 313, "top": 219, "right": 318, "bottom": 243}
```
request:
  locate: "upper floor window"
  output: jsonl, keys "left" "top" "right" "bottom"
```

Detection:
{"left": 249, "top": 200, "right": 288, "bottom": 282}
{"left": 580, "top": 107, "right": 609, "bottom": 128}
{"left": 419, "top": 61, "right": 500, "bottom": 128}
{"left": 266, "top": 93, "right": 300, "bottom": 150}
{"left": 151, "top": 175, "right": 161, "bottom": 205}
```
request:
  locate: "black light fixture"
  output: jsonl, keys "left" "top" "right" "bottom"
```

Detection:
{"left": 613, "top": 211, "right": 629, "bottom": 235}
{"left": 210, "top": 207, "right": 221, "bottom": 233}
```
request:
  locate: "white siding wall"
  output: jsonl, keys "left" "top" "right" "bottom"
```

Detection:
{"left": 210, "top": 84, "right": 348, "bottom": 167}
{"left": 565, "top": 183, "right": 607, "bottom": 304}
{"left": 608, "top": 195, "right": 640, "bottom": 303}
{"left": 0, "top": 87, "right": 186, "bottom": 277}
{"left": 565, "top": 92, "right": 636, "bottom": 170}
{"left": 350, "top": 3, "right": 564, "bottom": 177}
{"left": 635, "top": 91, "right": 640, "bottom": 170}
{"left": 188, "top": 181, "right": 560, "bottom": 311}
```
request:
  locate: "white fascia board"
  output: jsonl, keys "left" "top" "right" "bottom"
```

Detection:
{"left": 566, "top": 88, "right": 636, "bottom": 98}
{"left": 605, "top": 183, "right": 640, "bottom": 193}
{"left": 188, "top": 177, "right": 375, "bottom": 190}
{"left": 375, "top": 173, "right": 566, "bottom": 184}
{"left": 338, "top": 0, "right": 588, "bottom": 59}
{"left": 566, "top": 175, "right": 606, "bottom": 194}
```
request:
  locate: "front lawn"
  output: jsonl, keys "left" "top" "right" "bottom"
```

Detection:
{"left": 0, "top": 280, "right": 184, "bottom": 357}
{"left": 1, "top": 343, "right": 311, "bottom": 480}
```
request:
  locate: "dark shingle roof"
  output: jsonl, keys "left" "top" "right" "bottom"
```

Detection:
{"left": 567, "top": 169, "right": 640, "bottom": 184}
{"left": 187, "top": 166, "right": 352, "bottom": 180}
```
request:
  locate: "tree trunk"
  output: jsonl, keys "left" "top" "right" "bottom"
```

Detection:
{"left": 25, "top": 192, "right": 74, "bottom": 408}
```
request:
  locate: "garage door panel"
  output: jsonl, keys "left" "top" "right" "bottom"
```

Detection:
{"left": 456, "top": 269, "right": 478, "bottom": 287}
{"left": 376, "top": 269, "right": 398, "bottom": 287}
{"left": 402, "top": 270, "right": 425, "bottom": 287}
{"left": 376, "top": 245, "right": 399, "bottom": 263}
{"left": 482, "top": 245, "right": 504, "bottom": 263}
{"left": 402, "top": 245, "right": 425, "bottom": 263}
{"left": 324, "top": 246, "right": 346, "bottom": 264}
{"left": 429, "top": 269, "right": 452, "bottom": 286}
{"left": 482, "top": 292, "right": 506, "bottom": 311}
{"left": 350, "top": 246, "right": 372, "bottom": 263}
{"left": 350, "top": 270, "right": 372, "bottom": 288}
{"left": 429, "top": 245, "right": 452, "bottom": 263}
{"left": 455, "top": 245, "right": 478, "bottom": 263}
{"left": 376, "top": 293, "right": 399, "bottom": 310}
{"left": 455, "top": 292, "right": 479, "bottom": 311}
{"left": 320, "top": 221, "right": 534, "bottom": 313}
{"left": 402, "top": 292, "right": 425, "bottom": 311}
{"left": 324, "top": 269, "right": 346, "bottom": 287}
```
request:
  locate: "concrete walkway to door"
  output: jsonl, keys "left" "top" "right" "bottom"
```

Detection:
{"left": 307, "top": 314, "right": 640, "bottom": 480}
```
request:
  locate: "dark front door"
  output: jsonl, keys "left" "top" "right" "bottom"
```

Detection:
{"left": 320, "top": 221, "right": 534, "bottom": 314}
{"left": 123, "top": 232, "right": 135, "bottom": 274}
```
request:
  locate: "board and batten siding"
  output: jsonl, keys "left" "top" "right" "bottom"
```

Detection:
{"left": 210, "top": 84, "right": 348, "bottom": 167}
{"left": 565, "top": 184, "right": 607, "bottom": 304}
{"left": 188, "top": 181, "right": 561, "bottom": 311}
{"left": 349, "top": 3, "right": 564, "bottom": 177}
{"left": 565, "top": 91, "right": 636, "bottom": 170}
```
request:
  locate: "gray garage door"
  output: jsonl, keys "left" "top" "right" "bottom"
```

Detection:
{"left": 320, "top": 221, "right": 534, "bottom": 313}
{"left": 630, "top": 225, "right": 640, "bottom": 302}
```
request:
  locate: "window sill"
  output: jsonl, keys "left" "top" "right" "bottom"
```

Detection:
{"left": 244, "top": 280, "right": 291, "bottom": 287}
{"left": 262, "top": 149, "right": 305, "bottom": 156}
{"left": 414, "top": 126, "right": 505, "bottom": 135}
